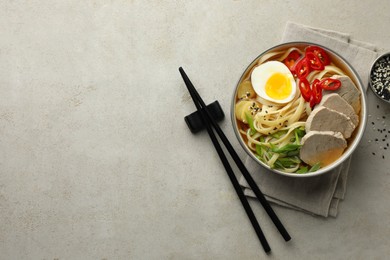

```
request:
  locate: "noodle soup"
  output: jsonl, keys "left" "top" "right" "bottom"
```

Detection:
{"left": 231, "top": 42, "right": 367, "bottom": 177}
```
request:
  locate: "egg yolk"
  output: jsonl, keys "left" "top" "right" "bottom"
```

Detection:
{"left": 265, "top": 72, "right": 292, "bottom": 100}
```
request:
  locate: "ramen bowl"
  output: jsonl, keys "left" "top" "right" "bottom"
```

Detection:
{"left": 231, "top": 42, "right": 367, "bottom": 177}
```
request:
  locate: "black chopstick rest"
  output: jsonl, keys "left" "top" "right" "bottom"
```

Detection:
{"left": 184, "top": 100, "right": 224, "bottom": 133}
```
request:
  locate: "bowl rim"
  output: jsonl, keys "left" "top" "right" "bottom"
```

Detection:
{"left": 231, "top": 41, "right": 367, "bottom": 178}
{"left": 369, "top": 51, "right": 390, "bottom": 104}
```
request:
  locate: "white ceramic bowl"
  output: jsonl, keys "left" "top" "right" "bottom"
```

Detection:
{"left": 231, "top": 42, "right": 367, "bottom": 177}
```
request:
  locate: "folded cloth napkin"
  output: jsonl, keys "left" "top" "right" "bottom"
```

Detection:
{"left": 239, "top": 21, "right": 378, "bottom": 217}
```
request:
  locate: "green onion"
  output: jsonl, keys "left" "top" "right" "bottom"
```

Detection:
{"left": 255, "top": 144, "right": 264, "bottom": 157}
{"left": 245, "top": 113, "right": 256, "bottom": 135}
{"left": 270, "top": 130, "right": 288, "bottom": 139}
{"left": 286, "top": 150, "right": 299, "bottom": 156}
{"left": 296, "top": 166, "right": 309, "bottom": 174}
{"left": 276, "top": 156, "right": 301, "bottom": 167}
{"left": 270, "top": 143, "right": 301, "bottom": 153}
{"left": 308, "top": 162, "right": 321, "bottom": 172}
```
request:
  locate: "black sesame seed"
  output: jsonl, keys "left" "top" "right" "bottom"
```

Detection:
{"left": 383, "top": 116, "right": 386, "bottom": 119}
{"left": 373, "top": 152, "right": 376, "bottom": 155}
{"left": 383, "top": 155, "right": 385, "bottom": 159}
{"left": 383, "top": 139, "right": 386, "bottom": 141}
{"left": 377, "top": 105, "right": 380, "bottom": 108}
{"left": 375, "top": 138, "right": 378, "bottom": 141}
{"left": 372, "top": 122, "right": 375, "bottom": 125}
{"left": 384, "top": 147, "right": 387, "bottom": 150}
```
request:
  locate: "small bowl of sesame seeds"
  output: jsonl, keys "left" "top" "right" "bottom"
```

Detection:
{"left": 369, "top": 52, "right": 390, "bottom": 103}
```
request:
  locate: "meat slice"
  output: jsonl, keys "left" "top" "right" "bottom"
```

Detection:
{"left": 306, "top": 106, "right": 356, "bottom": 138}
{"left": 300, "top": 131, "right": 347, "bottom": 167}
{"left": 323, "top": 75, "right": 361, "bottom": 113}
{"left": 319, "top": 93, "right": 359, "bottom": 126}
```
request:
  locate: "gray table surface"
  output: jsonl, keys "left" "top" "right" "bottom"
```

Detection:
{"left": 1, "top": 1, "right": 390, "bottom": 259}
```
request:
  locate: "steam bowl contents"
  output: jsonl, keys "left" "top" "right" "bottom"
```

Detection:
{"left": 231, "top": 42, "right": 367, "bottom": 177}
{"left": 370, "top": 52, "right": 390, "bottom": 103}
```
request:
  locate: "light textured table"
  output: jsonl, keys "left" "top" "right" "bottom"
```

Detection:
{"left": 1, "top": 1, "right": 390, "bottom": 259}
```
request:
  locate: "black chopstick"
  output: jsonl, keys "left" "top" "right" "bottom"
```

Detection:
{"left": 179, "top": 67, "right": 292, "bottom": 252}
{"left": 179, "top": 68, "right": 271, "bottom": 253}
{"left": 179, "top": 68, "right": 291, "bottom": 243}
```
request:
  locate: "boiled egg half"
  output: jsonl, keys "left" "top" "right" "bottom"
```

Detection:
{"left": 251, "top": 61, "right": 296, "bottom": 104}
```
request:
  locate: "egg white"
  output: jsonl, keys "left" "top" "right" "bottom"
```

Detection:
{"left": 251, "top": 61, "right": 297, "bottom": 104}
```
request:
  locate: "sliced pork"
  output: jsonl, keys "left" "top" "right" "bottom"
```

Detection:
{"left": 306, "top": 106, "right": 356, "bottom": 139}
{"left": 319, "top": 93, "right": 359, "bottom": 126}
{"left": 323, "top": 75, "right": 361, "bottom": 113}
{"left": 300, "top": 131, "right": 347, "bottom": 167}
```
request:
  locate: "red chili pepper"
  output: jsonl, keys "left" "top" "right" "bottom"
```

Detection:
{"left": 310, "top": 79, "right": 323, "bottom": 108}
{"left": 319, "top": 78, "right": 341, "bottom": 90}
{"left": 298, "top": 77, "right": 312, "bottom": 102}
{"left": 306, "top": 52, "right": 325, "bottom": 71}
{"left": 293, "top": 57, "right": 311, "bottom": 79}
{"left": 283, "top": 50, "right": 302, "bottom": 72}
{"left": 305, "top": 46, "right": 331, "bottom": 66}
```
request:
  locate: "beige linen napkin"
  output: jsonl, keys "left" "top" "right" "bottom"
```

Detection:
{"left": 239, "top": 22, "right": 378, "bottom": 217}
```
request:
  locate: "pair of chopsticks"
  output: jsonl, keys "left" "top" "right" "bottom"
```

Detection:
{"left": 179, "top": 67, "right": 291, "bottom": 253}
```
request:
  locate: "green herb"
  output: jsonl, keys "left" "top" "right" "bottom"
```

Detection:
{"left": 286, "top": 150, "right": 299, "bottom": 156}
{"left": 273, "top": 160, "right": 284, "bottom": 169}
{"left": 270, "top": 143, "right": 301, "bottom": 153}
{"left": 295, "top": 127, "right": 305, "bottom": 138}
{"left": 255, "top": 144, "right": 264, "bottom": 157}
{"left": 308, "top": 162, "right": 321, "bottom": 172}
{"left": 275, "top": 156, "right": 301, "bottom": 168}
{"left": 245, "top": 112, "right": 256, "bottom": 135}
{"left": 271, "top": 130, "right": 288, "bottom": 139}
{"left": 293, "top": 127, "right": 306, "bottom": 144}
{"left": 296, "top": 166, "right": 309, "bottom": 174}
